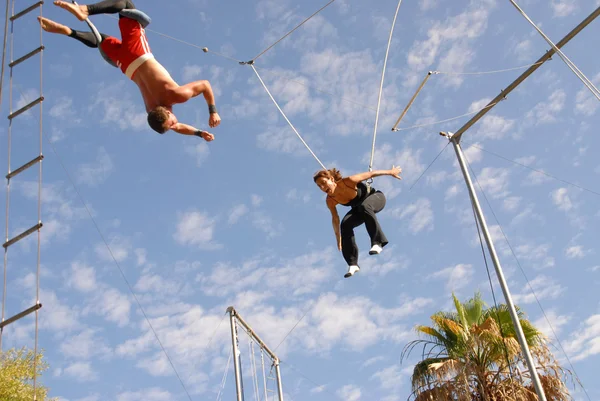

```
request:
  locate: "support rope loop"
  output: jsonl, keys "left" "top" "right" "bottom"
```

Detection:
{"left": 251, "top": 64, "right": 327, "bottom": 170}
{"left": 368, "top": 0, "right": 403, "bottom": 177}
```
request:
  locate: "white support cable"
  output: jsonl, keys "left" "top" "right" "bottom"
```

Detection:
{"left": 433, "top": 61, "right": 546, "bottom": 75}
{"left": 216, "top": 349, "right": 233, "bottom": 401}
{"left": 251, "top": 64, "right": 326, "bottom": 170}
{"left": 253, "top": 0, "right": 336, "bottom": 61}
{"left": 394, "top": 100, "right": 504, "bottom": 132}
{"left": 509, "top": 0, "right": 600, "bottom": 101}
{"left": 368, "top": 0, "right": 403, "bottom": 175}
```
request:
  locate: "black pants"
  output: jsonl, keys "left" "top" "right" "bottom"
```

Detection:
{"left": 68, "top": 0, "right": 136, "bottom": 48}
{"left": 340, "top": 191, "right": 388, "bottom": 266}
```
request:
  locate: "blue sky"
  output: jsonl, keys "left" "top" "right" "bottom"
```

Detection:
{"left": 1, "top": 0, "right": 600, "bottom": 400}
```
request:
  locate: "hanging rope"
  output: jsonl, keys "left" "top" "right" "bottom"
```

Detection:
{"left": 251, "top": 64, "right": 327, "bottom": 170}
{"left": 509, "top": 0, "right": 600, "bottom": 101}
{"left": 253, "top": 0, "right": 336, "bottom": 62}
{"left": 368, "top": 0, "right": 404, "bottom": 179}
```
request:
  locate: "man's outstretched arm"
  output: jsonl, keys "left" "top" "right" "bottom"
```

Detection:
{"left": 170, "top": 122, "right": 214, "bottom": 142}
{"left": 172, "top": 80, "right": 221, "bottom": 128}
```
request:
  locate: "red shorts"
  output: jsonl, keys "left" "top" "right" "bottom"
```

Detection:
{"left": 100, "top": 17, "right": 153, "bottom": 79}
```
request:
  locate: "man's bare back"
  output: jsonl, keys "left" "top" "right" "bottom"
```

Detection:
{"left": 39, "top": 0, "right": 221, "bottom": 140}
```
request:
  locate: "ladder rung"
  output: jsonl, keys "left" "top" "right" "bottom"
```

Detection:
{"left": 8, "top": 96, "right": 43, "bottom": 120}
{"left": 9, "top": 46, "right": 44, "bottom": 68}
{"left": 10, "top": 1, "right": 44, "bottom": 21}
{"left": 7, "top": 155, "right": 44, "bottom": 179}
{"left": 0, "top": 303, "right": 42, "bottom": 329}
{"left": 3, "top": 222, "right": 43, "bottom": 249}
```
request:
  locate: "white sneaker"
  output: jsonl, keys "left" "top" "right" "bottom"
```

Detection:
{"left": 344, "top": 265, "right": 360, "bottom": 278}
{"left": 369, "top": 244, "right": 383, "bottom": 255}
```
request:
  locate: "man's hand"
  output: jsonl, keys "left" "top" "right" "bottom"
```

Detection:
{"left": 337, "top": 236, "right": 342, "bottom": 251}
{"left": 209, "top": 112, "right": 221, "bottom": 128}
{"left": 200, "top": 131, "right": 214, "bottom": 142}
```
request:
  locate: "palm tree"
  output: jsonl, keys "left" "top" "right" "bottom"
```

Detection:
{"left": 401, "top": 292, "right": 574, "bottom": 401}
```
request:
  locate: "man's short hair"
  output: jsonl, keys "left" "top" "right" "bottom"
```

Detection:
{"left": 147, "top": 106, "right": 170, "bottom": 134}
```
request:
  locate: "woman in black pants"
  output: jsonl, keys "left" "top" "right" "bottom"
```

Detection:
{"left": 313, "top": 166, "right": 402, "bottom": 278}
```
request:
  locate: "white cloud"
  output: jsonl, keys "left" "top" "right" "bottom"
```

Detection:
{"left": 251, "top": 194, "right": 263, "bottom": 207}
{"left": 526, "top": 90, "right": 566, "bottom": 125}
{"left": 228, "top": 204, "right": 249, "bottom": 224}
{"left": 515, "top": 243, "right": 555, "bottom": 269}
{"left": 475, "top": 167, "right": 511, "bottom": 199}
{"left": 286, "top": 188, "right": 311, "bottom": 203}
{"left": 564, "top": 314, "right": 600, "bottom": 361}
{"left": 64, "top": 362, "right": 97, "bottom": 382}
{"left": 371, "top": 364, "right": 402, "bottom": 391}
{"left": 173, "top": 209, "right": 222, "bottom": 250}
{"left": 60, "top": 328, "right": 112, "bottom": 360}
{"left": 574, "top": 73, "right": 600, "bottom": 116}
{"left": 198, "top": 248, "right": 336, "bottom": 297}
{"left": 83, "top": 287, "right": 131, "bottom": 327}
{"left": 565, "top": 245, "right": 587, "bottom": 259}
{"left": 95, "top": 236, "right": 131, "bottom": 262}
{"left": 91, "top": 82, "right": 147, "bottom": 131}
{"left": 67, "top": 262, "right": 97, "bottom": 292}
{"left": 512, "top": 275, "right": 565, "bottom": 304}
{"left": 390, "top": 198, "right": 434, "bottom": 233}
{"left": 77, "top": 147, "right": 115, "bottom": 187}
{"left": 514, "top": 39, "right": 533, "bottom": 61}
{"left": 430, "top": 264, "right": 474, "bottom": 291}
{"left": 181, "top": 64, "right": 203, "bottom": 82}
{"left": 533, "top": 310, "right": 571, "bottom": 338}
{"left": 551, "top": 0, "right": 578, "bottom": 17}
{"left": 337, "top": 384, "right": 361, "bottom": 401}
{"left": 185, "top": 142, "right": 210, "bottom": 167}
{"left": 116, "top": 388, "right": 173, "bottom": 401}
{"left": 551, "top": 187, "right": 573, "bottom": 212}
{"left": 49, "top": 96, "right": 81, "bottom": 125}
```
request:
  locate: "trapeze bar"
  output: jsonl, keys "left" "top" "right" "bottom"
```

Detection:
{"left": 0, "top": 303, "right": 42, "bottom": 329}
{"left": 8, "top": 96, "right": 44, "bottom": 120}
{"left": 3, "top": 222, "right": 43, "bottom": 249}
{"left": 6, "top": 155, "right": 44, "bottom": 179}
{"left": 10, "top": 1, "right": 44, "bottom": 22}
{"left": 9, "top": 46, "right": 44, "bottom": 68}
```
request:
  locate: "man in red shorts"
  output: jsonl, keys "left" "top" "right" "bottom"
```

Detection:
{"left": 38, "top": 0, "right": 221, "bottom": 141}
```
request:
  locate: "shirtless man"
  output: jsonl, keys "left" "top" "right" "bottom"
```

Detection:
{"left": 38, "top": 0, "right": 220, "bottom": 141}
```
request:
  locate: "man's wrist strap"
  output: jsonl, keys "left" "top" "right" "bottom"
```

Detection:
{"left": 208, "top": 104, "right": 217, "bottom": 114}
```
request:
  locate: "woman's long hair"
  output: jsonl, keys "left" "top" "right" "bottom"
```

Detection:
{"left": 313, "top": 168, "right": 343, "bottom": 183}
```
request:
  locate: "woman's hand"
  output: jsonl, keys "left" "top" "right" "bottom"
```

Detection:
{"left": 389, "top": 165, "right": 402, "bottom": 180}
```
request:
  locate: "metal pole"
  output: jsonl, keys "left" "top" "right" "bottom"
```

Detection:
{"left": 452, "top": 5, "right": 600, "bottom": 143}
{"left": 274, "top": 359, "right": 284, "bottom": 401}
{"left": 448, "top": 133, "right": 547, "bottom": 401}
{"left": 228, "top": 308, "right": 244, "bottom": 401}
